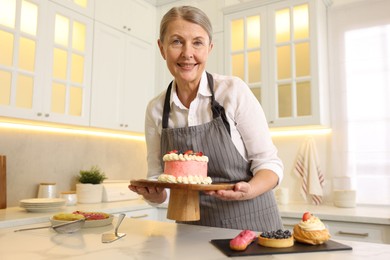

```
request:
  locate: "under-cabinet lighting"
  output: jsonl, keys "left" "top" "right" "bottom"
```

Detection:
{"left": 0, "top": 122, "right": 145, "bottom": 141}
{"left": 0, "top": 120, "right": 330, "bottom": 140}
{"left": 270, "top": 128, "right": 332, "bottom": 137}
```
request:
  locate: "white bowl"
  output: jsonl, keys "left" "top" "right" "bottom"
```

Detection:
{"left": 334, "top": 200, "right": 356, "bottom": 208}
{"left": 50, "top": 214, "right": 114, "bottom": 228}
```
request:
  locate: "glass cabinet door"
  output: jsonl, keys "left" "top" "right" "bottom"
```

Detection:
{"left": 44, "top": 2, "right": 92, "bottom": 125}
{"left": 224, "top": 0, "right": 329, "bottom": 128}
{"left": 274, "top": 3, "right": 312, "bottom": 119}
{"left": 49, "top": 0, "right": 94, "bottom": 18}
{"left": 0, "top": 0, "right": 93, "bottom": 125}
{"left": 227, "top": 9, "right": 266, "bottom": 105}
{"left": 0, "top": 0, "right": 39, "bottom": 111}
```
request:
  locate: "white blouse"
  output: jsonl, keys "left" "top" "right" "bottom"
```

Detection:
{"left": 144, "top": 71, "right": 284, "bottom": 182}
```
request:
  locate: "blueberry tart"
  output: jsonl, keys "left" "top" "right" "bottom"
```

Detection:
{"left": 258, "top": 229, "right": 294, "bottom": 248}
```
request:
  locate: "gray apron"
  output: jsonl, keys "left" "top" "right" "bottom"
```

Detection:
{"left": 161, "top": 72, "right": 283, "bottom": 231}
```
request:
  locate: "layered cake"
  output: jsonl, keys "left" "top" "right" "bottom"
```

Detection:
{"left": 158, "top": 150, "right": 212, "bottom": 184}
{"left": 293, "top": 212, "right": 331, "bottom": 245}
{"left": 258, "top": 229, "right": 294, "bottom": 248}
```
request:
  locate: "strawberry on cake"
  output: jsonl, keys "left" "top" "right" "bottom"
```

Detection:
{"left": 158, "top": 150, "right": 212, "bottom": 184}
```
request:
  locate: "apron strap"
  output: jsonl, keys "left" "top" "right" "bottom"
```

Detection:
{"left": 162, "top": 81, "right": 172, "bottom": 129}
{"left": 207, "top": 72, "right": 231, "bottom": 136}
{"left": 162, "top": 72, "right": 231, "bottom": 136}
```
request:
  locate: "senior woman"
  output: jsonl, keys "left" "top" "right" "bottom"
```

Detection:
{"left": 129, "top": 5, "right": 284, "bottom": 231}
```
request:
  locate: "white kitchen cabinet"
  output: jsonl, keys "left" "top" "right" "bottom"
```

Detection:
{"left": 0, "top": 0, "right": 44, "bottom": 119}
{"left": 207, "top": 32, "right": 224, "bottom": 75}
{"left": 94, "top": 0, "right": 156, "bottom": 44}
{"left": 90, "top": 22, "right": 154, "bottom": 133}
{"left": 0, "top": 0, "right": 93, "bottom": 126}
{"left": 224, "top": 0, "right": 330, "bottom": 128}
{"left": 49, "top": 0, "right": 94, "bottom": 18}
{"left": 122, "top": 208, "right": 158, "bottom": 220}
{"left": 282, "top": 217, "right": 390, "bottom": 244}
{"left": 43, "top": 2, "right": 93, "bottom": 126}
{"left": 157, "top": 207, "right": 175, "bottom": 223}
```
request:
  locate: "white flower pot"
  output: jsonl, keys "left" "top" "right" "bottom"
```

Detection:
{"left": 76, "top": 183, "right": 103, "bottom": 204}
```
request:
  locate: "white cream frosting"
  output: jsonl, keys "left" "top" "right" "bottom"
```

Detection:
{"left": 163, "top": 153, "right": 209, "bottom": 162}
{"left": 158, "top": 174, "right": 212, "bottom": 184}
{"left": 298, "top": 216, "right": 326, "bottom": 231}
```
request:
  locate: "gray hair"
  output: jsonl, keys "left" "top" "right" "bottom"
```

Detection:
{"left": 159, "top": 6, "right": 213, "bottom": 43}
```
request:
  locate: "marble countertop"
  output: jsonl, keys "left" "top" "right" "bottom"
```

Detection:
{"left": 1, "top": 216, "right": 390, "bottom": 260}
{"left": 0, "top": 199, "right": 153, "bottom": 228}
{"left": 1, "top": 199, "right": 389, "bottom": 228}
{"left": 277, "top": 203, "right": 390, "bottom": 225}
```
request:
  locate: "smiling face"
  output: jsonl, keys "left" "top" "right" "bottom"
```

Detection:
{"left": 158, "top": 18, "right": 213, "bottom": 88}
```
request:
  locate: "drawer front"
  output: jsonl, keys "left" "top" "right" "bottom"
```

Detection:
{"left": 123, "top": 208, "right": 158, "bottom": 220}
{"left": 282, "top": 217, "right": 389, "bottom": 244}
{"left": 325, "top": 220, "right": 386, "bottom": 244}
{"left": 157, "top": 208, "right": 175, "bottom": 223}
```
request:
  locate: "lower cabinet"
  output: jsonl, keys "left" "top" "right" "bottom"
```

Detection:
{"left": 282, "top": 217, "right": 390, "bottom": 244}
{"left": 117, "top": 207, "right": 173, "bottom": 222}
{"left": 121, "top": 208, "right": 158, "bottom": 220}
{"left": 157, "top": 207, "right": 175, "bottom": 223}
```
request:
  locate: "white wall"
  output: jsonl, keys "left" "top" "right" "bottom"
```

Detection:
{"left": 273, "top": 134, "right": 332, "bottom": 204}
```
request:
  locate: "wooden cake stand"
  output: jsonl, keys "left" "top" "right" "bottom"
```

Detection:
{"left": 130, "top": 179, "right": 234, "bottom": 221}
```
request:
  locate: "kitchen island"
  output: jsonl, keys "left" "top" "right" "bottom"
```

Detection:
{"left": 1, "top": 216, "right": 390, "bottom": 260}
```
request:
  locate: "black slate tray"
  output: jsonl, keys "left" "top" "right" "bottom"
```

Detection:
{"left": 210, "top": 239, "right": 352, "bottom": 257}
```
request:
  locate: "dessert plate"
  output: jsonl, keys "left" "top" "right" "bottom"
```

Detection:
{"left": 19, "top": 198, "right": 66, "bottom": 212}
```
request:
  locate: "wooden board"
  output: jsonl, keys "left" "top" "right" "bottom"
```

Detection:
{"left": 210, "top": 239, "right": 352, "bottom": 257}
{"left": 130, "top": 179, "right": 235, "bottom": 191}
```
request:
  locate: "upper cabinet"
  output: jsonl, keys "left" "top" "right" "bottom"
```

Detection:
{"left": 0, "top": 0, "right": 42, "bottom": 119}
{"left": 0, "top": 0, "right": 93, "bottom": 126}
{"left": 49, "top": 0, "right": 94, "bottom": 18}
{"left": 94, "top": 0, "right": 156, "bottom": 44}
{"left": 224, "top": 0, "right": 330, "bottom": 128}
{"left": 91, "top": 0, "right": 156, "bottom": 133}
{"left": 90, "top": 22, "right": 154, "bottom": 133}
{"left": 44, "top": 3, "right": 93, "bottom": 125}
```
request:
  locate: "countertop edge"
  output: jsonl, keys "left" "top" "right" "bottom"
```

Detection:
{"left": 1, "top": 200, "right": 389, "bottom": 228}
{"left": 0, "top": 199, "right": 153, "bottom": 228}
{"left": 277, "top": 203, "right": 390, "bottom": 225}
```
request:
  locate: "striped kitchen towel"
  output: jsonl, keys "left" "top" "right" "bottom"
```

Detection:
{"left": 293, "top": 136, "right": 325, "bottom": 205}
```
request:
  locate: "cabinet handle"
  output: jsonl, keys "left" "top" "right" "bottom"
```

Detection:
{"left": 123, "top": 25, "right": 127, "bottom": 29}
{"left": 283, "top": 224, "right": 295, "bottom": 228}
{"left": 44, "top": 113, "right": 49, "bottom": 117}
{"left": 337, "top": 231, "right": 369, "bottom": 237}
{"left": 130, "top": 214, "right": 148, "bottom": 219}
{"left": 37, "top": 112, "right": 42, "bottom": 116}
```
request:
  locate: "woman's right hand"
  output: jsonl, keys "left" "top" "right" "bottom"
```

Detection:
{"left": 128, "top": 184, "right": 167, "bottom": 204}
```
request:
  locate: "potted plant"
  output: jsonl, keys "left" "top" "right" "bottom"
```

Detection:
{"left": 76, "top": 166, "right": 107, "bottom": 204}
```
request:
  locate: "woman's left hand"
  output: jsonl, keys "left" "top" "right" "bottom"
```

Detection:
{"left": 204, "top": 169, "right": 279, "bottom": 201}
{"left": 203, "top": 181, "right": 252, "bottom": 201}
